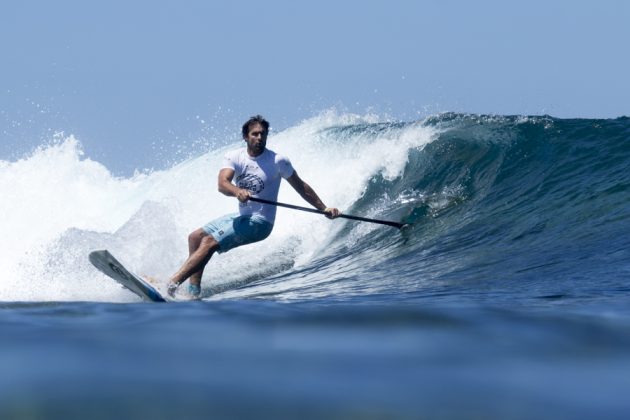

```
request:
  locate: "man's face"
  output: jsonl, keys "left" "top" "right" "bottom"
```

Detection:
{"left": 244, "top": 123, "right": 268, "bottom": 156}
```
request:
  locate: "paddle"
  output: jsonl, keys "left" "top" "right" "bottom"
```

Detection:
{"left": 249, "top": 197, "right": 406, "bottom": 229}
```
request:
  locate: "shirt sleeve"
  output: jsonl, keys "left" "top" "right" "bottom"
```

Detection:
{"left": 276, "top": 154, "right": 295, "bottom": 179}
{"left": 222, "top": 151, "right": 237, "bottom": 171}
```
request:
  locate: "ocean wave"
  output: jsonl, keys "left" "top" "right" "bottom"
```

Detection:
{"left": 2, "top": 112, "right": 629, "bottom": 303}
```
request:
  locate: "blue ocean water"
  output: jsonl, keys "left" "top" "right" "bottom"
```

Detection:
{"left": 1, "top": 113, "right": 630, "bottom": 418}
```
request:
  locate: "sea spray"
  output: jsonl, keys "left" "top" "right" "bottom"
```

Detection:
{"left": 1, "top": 112, "right": 436, "bottom": 301}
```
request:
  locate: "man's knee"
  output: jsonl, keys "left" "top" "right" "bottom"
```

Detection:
{"left": 188, "top": 229, "right": 206, "bottom": 247}
{"left": 199, "top": 235, "right": 219, "bottom": 253}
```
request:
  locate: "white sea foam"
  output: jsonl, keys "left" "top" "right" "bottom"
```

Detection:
{"left": 0, "top": 112, "right": 436, "bottom": 302}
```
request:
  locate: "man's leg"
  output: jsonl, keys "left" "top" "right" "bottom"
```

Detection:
{"left": 168, "top": 229, "right": 219, "bottom": 296}
{"left": 187, "top": 228, "right": 207, "bottom": 289}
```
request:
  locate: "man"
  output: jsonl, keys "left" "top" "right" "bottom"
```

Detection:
{"left": 167, "top": 115, "right": 340, "bottom": 298}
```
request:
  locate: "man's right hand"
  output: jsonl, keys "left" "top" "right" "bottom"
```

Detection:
{"left": 236, "top": 189, "right": 251, "bottom": 203}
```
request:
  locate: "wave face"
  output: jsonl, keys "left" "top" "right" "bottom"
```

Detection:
{"left": 2, "top": 113, "right": 629, "bottom": 306}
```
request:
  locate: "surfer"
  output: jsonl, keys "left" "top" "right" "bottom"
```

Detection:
{"left": 167, "top": 115, "right": 340, "bottom": 298}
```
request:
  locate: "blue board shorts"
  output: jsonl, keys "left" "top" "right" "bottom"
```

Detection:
{"left": 202, "top": 213, "right": 273, "bottom": 253}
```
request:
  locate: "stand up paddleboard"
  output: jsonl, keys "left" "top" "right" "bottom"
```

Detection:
{"left": 89, "top": 250, "right": 167, "bottom": 302}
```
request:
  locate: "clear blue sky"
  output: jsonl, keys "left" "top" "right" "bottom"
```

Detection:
{"left": 2, "top": 0, "right": 629, "bottom": 174}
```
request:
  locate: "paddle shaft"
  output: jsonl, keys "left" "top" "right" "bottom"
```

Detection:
{"left": 249, "top": 197, "right": 405, "bottom": 229}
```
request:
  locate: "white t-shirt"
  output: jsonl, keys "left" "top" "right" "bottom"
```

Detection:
{"left": 222, "top": 148, "right": 294, "bottom": 224}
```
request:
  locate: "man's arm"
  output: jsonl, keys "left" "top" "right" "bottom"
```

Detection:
{"left": 286, "top": 171, "right": 340, "bottom": 218}
{"left": 218, "top": 168, "right": 250, "bottom": 203}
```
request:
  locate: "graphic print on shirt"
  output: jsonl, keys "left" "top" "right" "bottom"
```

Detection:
{"left": 236, "top": 173, "right": 265, "bottom": 194}
{"left": 222, "top": 148, "right": 293, "bottom": 223}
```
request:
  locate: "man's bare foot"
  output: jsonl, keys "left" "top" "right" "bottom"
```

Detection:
{"left": 167, "top": 282, "right": 178, "bottom": 298}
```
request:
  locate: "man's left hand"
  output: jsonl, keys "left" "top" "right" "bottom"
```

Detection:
{"left": 323, "top": 207, "right": 341, "bottom": 219}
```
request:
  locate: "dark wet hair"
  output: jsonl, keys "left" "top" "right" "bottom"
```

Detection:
{"left": 242, "top": 115, "right": 270, "bottom": 138}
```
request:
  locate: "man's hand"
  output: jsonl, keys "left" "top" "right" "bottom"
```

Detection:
{"left": 323, "top": 207, "right": 341, "bottom": 219}
{"left": 236, "top": 189, "right": 251, "bottom": 203}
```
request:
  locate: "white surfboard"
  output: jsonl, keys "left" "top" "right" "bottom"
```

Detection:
{"left": 89, "top": 250, "right": 168, "bottom": 302}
